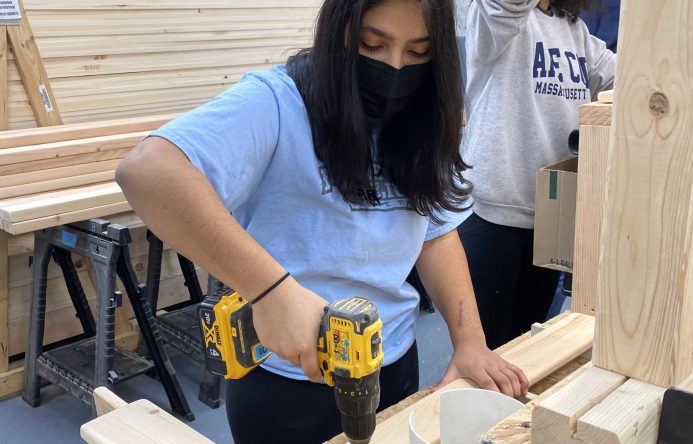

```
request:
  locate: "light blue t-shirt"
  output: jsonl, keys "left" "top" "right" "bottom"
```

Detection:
{"left": 151, "top": 65, "right": 466, "bottom": 380}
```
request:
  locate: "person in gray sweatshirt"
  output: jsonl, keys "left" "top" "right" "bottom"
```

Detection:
{"left": 458, "top": 0, "right": 615, "bottom": 349}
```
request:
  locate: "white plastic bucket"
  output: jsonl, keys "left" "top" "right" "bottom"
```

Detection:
{"left": 409, "top": 388, "right": 524, "bottom": 444}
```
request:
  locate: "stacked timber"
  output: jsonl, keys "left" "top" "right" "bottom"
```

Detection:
{"left": 0, "top": 115, "right": 210, "bottom": 399}
{"left": 6, "top": 0, "right": 320, "bottom": 129}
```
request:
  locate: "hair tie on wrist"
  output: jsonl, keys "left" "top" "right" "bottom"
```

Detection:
{"left": 252, "top": 272, "right": 291, "bottom": 305}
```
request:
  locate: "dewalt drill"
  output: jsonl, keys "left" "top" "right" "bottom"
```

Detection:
{"left": 198, "top": 290, "right": 384, "bottom": 444}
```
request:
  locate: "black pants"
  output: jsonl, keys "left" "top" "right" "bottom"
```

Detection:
{"left": 458, "top": 213, "right": 561, "bottom": 350}
{"left": 225, "top": 342, "right": 419, "bottom": 444}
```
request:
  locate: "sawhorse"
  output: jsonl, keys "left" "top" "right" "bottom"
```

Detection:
{"left": 21, "top": 219, "right": 194, "bottom": 421}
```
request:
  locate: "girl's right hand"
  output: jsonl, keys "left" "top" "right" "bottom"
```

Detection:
{"left": 251, "top": 277, "right": 328, "bottom": 382}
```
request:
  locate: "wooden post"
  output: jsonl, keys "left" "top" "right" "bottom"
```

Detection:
{"left": 0, "top": 27, "right": 7, "bottom": 130}
{"left": 593, "top": 0, "right": 693, "bottom": 387}
{"left": 0, "top": 231, "right": 8, "bottom": 372}
{"left": 5, "top": 0, "right": 62, "bottom": 127}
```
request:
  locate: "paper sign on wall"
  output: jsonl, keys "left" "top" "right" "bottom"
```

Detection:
{"left": 0, "top": 0, "right": 21, "bottom": 26}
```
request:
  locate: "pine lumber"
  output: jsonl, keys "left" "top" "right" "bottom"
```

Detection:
{"left": 578, "top": 102, "right": 611, "bottom": 127}
{"left": 81, "top": 398, "right": 213, "bottom": 444}
{"left": 532, "top": 367, "right": 627, "bottom": 443}
{"left": 6, "top": 0, "right": 62, "bottom": 127}
{"left": 0, "top": 131, "right": 146, "bottom": 165}
{"left": 0, "top": 170, "right": 115, "bottom": 200}
{"left": 8, "top": 267, "right": 97, "bottom": 323}
{"left": 0, "top": 182, "right": 125, "bottom": 223}
{"left": 0, "top": 147, "right": 130, "bottom": 176}
{"left": 3, "top": 201, "right": 131, "bottom": 234}
{"left": 575, "top": 378, "right": 665, "bottom": 444}
{"left": 11, "top": 47, "right": 300, "bottom": 80}
{"left": 0, "top": 231, "right": 7, "bottom": 372}
{"left": 25, "top": 0, "right": 321, "bottom": 9}
{"left": 481, "top": 363, "right": 593, "bottom": 444}
{"left": 0, "top": 159, "right": 120, "bottom": 188}
{"left": 367, "top": 313, "right": 595, "bottom": 444}
{"left": 0, "top": 114, "right": 175, "bottom": 149}
{"left": 0, "top": 363, "right": 23, "bottom": 400}
{"left": 0, "top": 28, "right": 7, "bottom": 130}
{"left": 571, "top": 124, "right": 611, "bottom": 315}
{"left": 32, "top": 30, "right": 312, "bottom": 55}
{"left": 679, "top": 374, "right": 693, "bottom": 392}
{"left": 93, "top": 387, "right": 128, "bottom": 417}
{"left": 593, "top": 0, "right": 693, "bottom": 387}
{"left": 597, "top": 90, "right": 613, "bottom": 103}
{"left": 501, "top": 313, "right": 595, "bottom": 384}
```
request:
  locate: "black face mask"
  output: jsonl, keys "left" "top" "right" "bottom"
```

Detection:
{"left": 356, "top": 54, "right": 433, "bottom": 120}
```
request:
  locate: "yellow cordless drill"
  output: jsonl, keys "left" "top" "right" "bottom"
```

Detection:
{"left": 198, "top": 290, "right": 384, "bottom": 444}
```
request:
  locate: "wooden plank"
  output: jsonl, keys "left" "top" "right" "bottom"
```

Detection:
{"left": 481, "top": 363, "right": 593, "bottom": 444}
{"left": 31, "top": 31, "right": 313, "bottom": 58}
{"left": 575, "top": 378, "right": 665, "bottom": 444}
{"left": 0, "top": 182, "right": 124, "bottom": 223}
{"left": 0, "top": 364, "right": 23, "bottom": 400}
{"left": 6, "top": 1, "right": 62, "bottom": 127}
{"left": 0, "top": 159, "right": 119, "bottom": 188}
{"left": 0, "top": 114, "right": 175, "bottom": 149}
{"left": 501, "top": 313, "right": 595, "bottom": 384}
{"left": 0, "top": 131, "right": 146, "bottom": 165}
{"left": 0, "top": 231, "right": 7, "bottom": 372}
{"left": 93, "top": 387, "right": 127, "bottom": 417}
{"left": 368, "top": 313, "right": 595, "bottom": 444}
{"left": 598, "top": 90, "right": 614, "bottom": 103}
{"left": 679, "top": 373, "right": 693, "bottom": 392}
{"left": 10, "top": 46, "right": 300, "bottom": 80}
{"left": 0, "top": 170, "right": 114, "bottom": 200}
{"left": 0, "top": 147, "right": 130, "bottom": 176}
{"left": 593, "top": 0, "right": 693, "bottom": 387}
{"left": 25, "top": 0, "right": 321, "bottom": 9}
{"left": 81, "top": 399, "right": 213, "bottom": 444}
{"left": 3, "top": 200, "right": 131, "bottom": 234}
{"left": 0, "top": 27, "right": 7, "bottom": 131}
{"left": 579, "top": 102, "right": 612, "bottom": 127}
{"left": 8, "top": 267, "right": 96, "bottom": 322}
{"left": 571, "top": 125, "right": 611, "bottom": 315}
{"left": 532, "top": 367, "right": 627, "bottom": 443}
{"left": 528, "top": 354, "right": 591, "bottom": 396}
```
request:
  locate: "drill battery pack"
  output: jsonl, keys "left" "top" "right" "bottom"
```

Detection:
{"left": 198, "top": 290, "right": 271, "bottom": 379}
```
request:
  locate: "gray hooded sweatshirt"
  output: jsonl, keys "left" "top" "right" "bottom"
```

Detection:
{"left": 463, "top": 0, "right": 615, "bottom": 228}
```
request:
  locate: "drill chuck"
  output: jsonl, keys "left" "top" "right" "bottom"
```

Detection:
{"left": 334, "top": 371, "right": 381, "bottom": 444}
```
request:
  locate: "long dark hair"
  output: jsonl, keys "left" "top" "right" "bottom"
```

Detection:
{"left": 287, "top": 0, "right": 470, "bottom": 223}
{"left": 551, "top": 0, "right": 595, "bottom": 22}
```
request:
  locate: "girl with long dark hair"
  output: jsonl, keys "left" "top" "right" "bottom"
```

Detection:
{"left": 117, "top": 1, "right": 527, "bottom": 442}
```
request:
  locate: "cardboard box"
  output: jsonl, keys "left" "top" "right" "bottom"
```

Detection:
{"left": 533, "top": 157, "right": 578, "bottom": 273}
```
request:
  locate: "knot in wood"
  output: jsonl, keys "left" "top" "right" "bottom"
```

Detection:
{"left": 649, "top": 92, "right": 669, "bottom": 117}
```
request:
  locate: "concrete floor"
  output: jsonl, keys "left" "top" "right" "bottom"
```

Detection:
{"left": 0, "top": 308, "right": 455, "bottom": 444}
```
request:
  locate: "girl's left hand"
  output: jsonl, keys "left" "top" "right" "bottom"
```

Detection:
{"left": 434, "top": 338, "right": 529, "bottom": 399}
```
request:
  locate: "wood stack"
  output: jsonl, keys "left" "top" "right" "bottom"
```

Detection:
{"left": 0, "top": 114, "right": 217, "bottom": 399}
{"left": 6, "top": 0, "right": 320, "bottom": 129}
{"left": 0, "top": 114, "right": 176, "bottom": 233}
